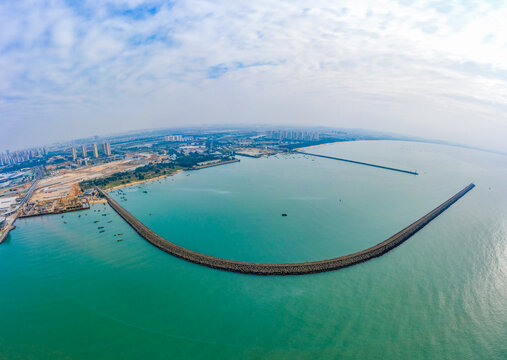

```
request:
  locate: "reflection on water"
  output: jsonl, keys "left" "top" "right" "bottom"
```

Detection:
{"left": 0, "top": 141, "right": 505, "bottom": 360}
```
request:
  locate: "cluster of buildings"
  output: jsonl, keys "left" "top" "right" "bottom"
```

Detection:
{"left": 266, "top": 130, "right": 320, "bottom": 142}
{"left": 164, "top": 135, "right": 190, "bottom": 142}
{"left": 0, "top": 147, "right": 48, "bottom": 166}
{"left": 71, "top": 142, "right": 111, "bottom": 163}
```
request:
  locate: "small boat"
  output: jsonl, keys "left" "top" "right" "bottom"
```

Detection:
{"left": 94, "top": 220, "right": 99, "bottom": 223}
{"left": 99, "top": 230, "right": 105, "bottom": 233}
{"left": 61, "top": 215, "right": 64, "bottom": 218}
{"left": 102, "top": 214, "right": 107, "bottom": 216}
{"left": 281, "top": 213, "right": 287, "bottom": 217}
{"left": 63, "top": 221, "right": 67, "bottom": 224}
{"left": 118, "top": 233, "right": 123, "bottom": 235}
{"left": 107, "top": 221, "right": 112, "bottom": 223}
{"left": 117, "top": 239, "right": 123, "bottom": 242}
{"left": 98, "top": 226, "right": 104, "bottom": 229}
{"left": 143, "top": 190, "right": 148, "bottom": 194}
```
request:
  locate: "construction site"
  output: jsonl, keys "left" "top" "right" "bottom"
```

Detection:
{"left": 18, "top": 159, "right": 140, "bottom": 218}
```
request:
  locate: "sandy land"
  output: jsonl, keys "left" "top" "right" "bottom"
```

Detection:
{"left": 105, "top": 170, "right": 183, "bottom": 192}
{"left": 88, "top": 198, "right": 107, "bottom": 204}
{"left": 236, "top": 148, "right": 276, "bottom": 157}
{"left": 33, "top": 160, "right": 139, "bottom": 202}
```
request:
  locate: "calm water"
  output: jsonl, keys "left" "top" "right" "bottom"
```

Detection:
{"left": 1, "top": 141, "right": 506, "bottom": 359}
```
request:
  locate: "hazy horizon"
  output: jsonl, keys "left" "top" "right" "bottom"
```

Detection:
{"left": 1, "top": 0, "right": 506, "bottom": 152}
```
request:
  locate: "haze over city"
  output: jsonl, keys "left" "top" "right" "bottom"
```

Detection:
{"left": 1, "top": 0, "right": 507, "bottom": 152}
{"left": 1, "top": 2, "right": 507, "bottom": 359}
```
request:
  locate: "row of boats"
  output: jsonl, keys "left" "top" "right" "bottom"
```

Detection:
{"left": 61, "top": 211, "right": 123, "bottom": 242}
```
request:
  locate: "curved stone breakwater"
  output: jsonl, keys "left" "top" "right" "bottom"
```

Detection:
{"left": 97, "top": 183, "right": 475, "bottom": 275}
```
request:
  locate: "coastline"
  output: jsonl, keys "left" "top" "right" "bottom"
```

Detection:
{"left": 294, "top": 140, "right": 347, "bottom": 151}
{"left": 105, "top": 169, "right": 183, "bottom": 192}
{"left": 0, "top": 224, "right": 15, "bottom": 244}
{"left": 191, "top": 159, "right": 240, "bottom": 170}
{"left": 90, "top": 159, "right": 240, "bottom": 196}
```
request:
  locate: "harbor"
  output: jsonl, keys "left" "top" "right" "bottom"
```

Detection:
{"left": 96, "top": 183, "right": 475, "bottom": 275}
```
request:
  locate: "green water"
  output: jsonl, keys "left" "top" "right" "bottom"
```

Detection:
{"left": 0, "top": 141, "right": 505, "bottom": 359}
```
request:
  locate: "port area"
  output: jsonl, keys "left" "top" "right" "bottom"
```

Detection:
{"left": 18, "top": 182, "right": 91, "bottom": 219}
{"left": 18, "top": 196, "right": 90, "bottom": 218}
{"left": 17, "top": 160, "right": 140, "bottom": 217}
{"left": 2, "top": 160, "right": 139, "bottom": 226}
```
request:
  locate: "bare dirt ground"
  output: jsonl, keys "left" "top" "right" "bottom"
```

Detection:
{"left": 236, "top": 148, "right": 276, "bottom": 157}
{"left": 32, "top": 160, "right": 138, "bottom": 202}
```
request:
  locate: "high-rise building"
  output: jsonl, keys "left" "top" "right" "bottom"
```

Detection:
{"left": 81, "top": 145, "right": 87, "bottom": 158}
{"left": 93, "top": 143, "right": 99, "bottom": 158}
{"left": 103, "top": 142, "right": 111, "bottom": 156}
{"left": 165, "top": 135, "right": 183, "bottom": 142}
{"left": 72, "top": 147, "right": 77, "bottom": 161}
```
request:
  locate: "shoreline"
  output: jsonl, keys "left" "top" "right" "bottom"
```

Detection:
{"left": 104, "top": 169, "right": 183, "bottom": 192}
{"left": 0, "top": 222, "right": 16, "bottom": 244}
{"left": 294, "top": 140, "right": 348, "bottom": 151}
{"left": 190, "top": 159, "right": 240, "bottom": 170}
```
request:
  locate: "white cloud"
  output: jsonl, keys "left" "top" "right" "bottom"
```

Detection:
{"left": 0, "top": 0, "right": 506, "bottom": 151}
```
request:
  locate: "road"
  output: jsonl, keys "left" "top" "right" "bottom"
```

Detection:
{"left": 0, "top": 166, "right": 43, "bottom": 243}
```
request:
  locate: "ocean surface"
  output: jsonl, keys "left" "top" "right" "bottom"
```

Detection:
{"left": 0, "top": 140, "right": 505, "bottom": 359}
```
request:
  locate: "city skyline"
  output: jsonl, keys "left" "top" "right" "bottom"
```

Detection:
{"left": 1, "top": 1, "right": 507, "bottom": 153}
{"left": 1, "top": 2, "right": 505, "bottom": 359}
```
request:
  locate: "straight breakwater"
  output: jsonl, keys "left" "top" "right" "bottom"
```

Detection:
{"left": 296, "top": 151, "right": 418, "bottom": 175}
{"left": 97, "top": 183, "right": 474, "bottom": 275}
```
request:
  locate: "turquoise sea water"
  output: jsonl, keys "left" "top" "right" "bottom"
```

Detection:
{"left": 0, "top": 141, "right": 506, "bottom": 359}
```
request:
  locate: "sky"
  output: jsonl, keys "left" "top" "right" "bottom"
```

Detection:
{"left": 0, "top": 0, "right": 506, "bottom": 152}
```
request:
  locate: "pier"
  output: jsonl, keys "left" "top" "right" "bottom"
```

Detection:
{"left": 97, "top": 183, "right": 475, "bottom": 275}
{"left": 296, "top": 151, "right": 418, "bottom": 175}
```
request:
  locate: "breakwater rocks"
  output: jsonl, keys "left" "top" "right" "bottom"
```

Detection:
{"left": 296, "top": 151, "right": 418, "bottom": 175}
{"left": 97, "top": 183, "right": 474, "bottom": 275}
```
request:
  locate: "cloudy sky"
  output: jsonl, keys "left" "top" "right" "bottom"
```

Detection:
{"left": 1, "top": 0, "right": 506, "bottom": 151}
